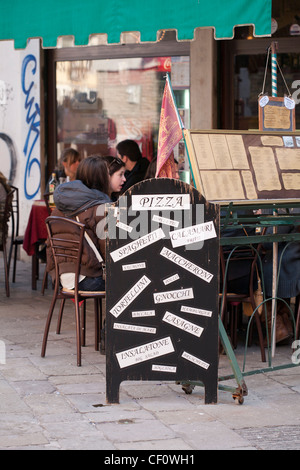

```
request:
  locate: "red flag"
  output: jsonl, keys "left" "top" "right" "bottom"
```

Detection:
{"left": 155, "top": 74, "right": 183, "bottom": 178}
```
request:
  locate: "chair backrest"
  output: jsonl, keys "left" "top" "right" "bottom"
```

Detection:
{"left": 46, "top": 215, "right": 85, "bottom": 293}
{"left": 9, "top": 185, "right": 19, "bottom": 239}
{"left": 0, "top": 186, "right": 14, "bottom": 250}
{"left": 220, "top": 228, "right": 266, "bottom": 317}
{"left": 43, "top": 192, "right": 52, "bottom": 215}
{"left": 221, "top": 245, "right": 259, "bottom": 284}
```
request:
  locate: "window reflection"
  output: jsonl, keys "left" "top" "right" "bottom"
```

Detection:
{"left": 56, "top": 56, "right": 190, "bottom": 166}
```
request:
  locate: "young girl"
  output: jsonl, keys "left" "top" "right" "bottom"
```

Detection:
{"left": 46, "top": 155, "right": 111, "bottom": 291}
{"left": 103, "top": 155, "right": 126, "bottom": 200}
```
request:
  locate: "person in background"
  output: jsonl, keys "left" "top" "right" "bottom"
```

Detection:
{"left": 0, "top": 172, "right": 11, "bottom": 238}
{"left": 0, "top": 172, "right": 10, "bottom": 203}
{"left": 144, "top": 157, "right": 157, "bottom": 179}
{"left": 144, "top": 156, "right": 180, "bottom": 180}
{"left": 61, "top": 148, "right": 82, "bottom": 181}
{"left": 46, "top": 148, "right": 82, "bottom": 191}
{"left": 116, "top": 139, "right": 149, "bottom": 194}
{"left": 102, "top": 156, "right": 126, "bottom": 201}
{"left": 46, "top": 155, "right": 111, "bottom": 292}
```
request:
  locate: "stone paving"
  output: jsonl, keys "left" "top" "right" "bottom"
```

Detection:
{"left": 0, "top": 259, "right": 300, "bottom": 450}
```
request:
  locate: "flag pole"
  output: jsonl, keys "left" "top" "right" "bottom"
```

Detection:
{"left": 166, "top": 73, "right": 196, "bottom": 187}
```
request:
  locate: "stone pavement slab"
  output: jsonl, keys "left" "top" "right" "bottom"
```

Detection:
{"left": 0, "top": 259, "right": 300, "bottom": 450}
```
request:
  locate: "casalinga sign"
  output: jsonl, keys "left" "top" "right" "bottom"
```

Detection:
{"left": 105, "top": 178, "right": 219, "bottom": 404}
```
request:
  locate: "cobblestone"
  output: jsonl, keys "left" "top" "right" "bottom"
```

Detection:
{"left": 0, "top": 259, "right": 300, "bottom": 450}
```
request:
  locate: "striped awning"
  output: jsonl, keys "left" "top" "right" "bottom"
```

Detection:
{"left": 1, "top": 0, "right": 272, "bottom": 49}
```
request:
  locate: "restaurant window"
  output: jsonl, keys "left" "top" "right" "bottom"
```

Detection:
{"left": 55, "top": 55, "right": 190, "bottom": 177}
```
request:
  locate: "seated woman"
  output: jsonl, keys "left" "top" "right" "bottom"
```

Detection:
{"left": 46, "top": 155, "right": 111, "bottom": 292}
{"left": 45, "top": 147, "right": 82, "bottom": 191}
{"left": 102, "top": 155, "right": 126, "bottom": 201}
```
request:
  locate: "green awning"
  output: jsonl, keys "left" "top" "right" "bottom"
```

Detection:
{"left": 1, "top": 0, "right": 271, "bottom": 49}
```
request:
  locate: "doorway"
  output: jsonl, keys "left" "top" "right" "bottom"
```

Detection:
{"left": 221, "top": 37, "right": 300, "bottom": 130}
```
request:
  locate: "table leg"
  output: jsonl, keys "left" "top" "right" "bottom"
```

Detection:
{"left": 32, "top": 243, "right": 40, "bottom": 290}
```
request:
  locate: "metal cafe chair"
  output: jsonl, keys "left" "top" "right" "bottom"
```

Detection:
{"left": 0, "top": 187, "right": 14, "bottom": 297}
{"left": 41, "top": 216, "right": 105, "bottom": 366}
{"left": 293, "top": 295, "right": 300, "bottom": 340}
{"left": 219, "top": 243, "right": 266, "bottom": 362}
{"left": 9, "top": 186, "right": 24, "bottom": 283}
{"left": 40, "top": 192, "right": 52, "bottom": 295}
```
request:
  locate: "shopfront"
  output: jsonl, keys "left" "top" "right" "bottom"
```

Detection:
{"left": 43, "top": 1, "right": 299, "bottom": 188}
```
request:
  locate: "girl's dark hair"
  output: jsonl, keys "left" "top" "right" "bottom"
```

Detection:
{"left": 103, "top": 155, "right": 125, "bottom": 176}
{"left": 76, "top": 155, "right": 110, "bottom": 195}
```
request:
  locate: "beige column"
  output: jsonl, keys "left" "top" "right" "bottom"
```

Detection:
{"left": 190, "top": 28, "right": 218, "bottom": 130}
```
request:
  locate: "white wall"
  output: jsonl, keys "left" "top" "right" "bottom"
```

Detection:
{"left": 0, "top": 39, "right": 41, "bottom": 247}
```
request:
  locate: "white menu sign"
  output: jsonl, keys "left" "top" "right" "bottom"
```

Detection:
{"left": 162, "top": 311, "right": 204, "bottom": 337}
{"left": 110, "top": 275, "right": 151, "bottom": 318}
{"left": 170, "top": 221, "right": 217, "bottom": 248}
{"left": 160, "top": 247, "right": 214, "bottom": 283}
{"left": 182, "top": 351, "right": 210, "bottom": 370}
{"left": 110, "top": 228, "right": 165, "bottom": 262}
{"left": 153, "top": 287, "right": 194, "bottom": 304}
{"left": 132, "top": 194, "right": 190, "bottom": 211}
{"left": 116, "top": 336, "right": 175, "bottom": 368}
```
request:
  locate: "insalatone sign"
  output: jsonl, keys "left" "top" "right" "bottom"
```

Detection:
{"left": 105, "top": 178, "right": 219, "bottom": 404}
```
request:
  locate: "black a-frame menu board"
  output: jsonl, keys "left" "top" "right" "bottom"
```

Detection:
{"left": 105, "top": 178, "right": 219, "bottom": 404}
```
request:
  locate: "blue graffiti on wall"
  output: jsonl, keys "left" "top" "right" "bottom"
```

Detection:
{"left": 21, "top": 54, "right": 40, "bottom": 199}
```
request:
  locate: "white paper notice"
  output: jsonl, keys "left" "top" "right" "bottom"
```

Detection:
{"left": 152, "top": 214, "right": 179, "bottom": 228}
{"left": 170, "top": 221, "right": 216, "bottom": 248}
{"left": 132, "top": 310, "right": 155, "bottom": 318}
{"left": 110, "top": 228, "right": 165, "bottom": 262}
{"left": 160, "top": 247, "right": 214, "bottom": 283}
{"left": 180, "top": 305, "right": 212, "bottom": 317}
{"left": 110, "top": 275, "right": 151, "bottom": 318}
{"left": 162, "top": 311, "right": 204, "bottom": 337}
{"left": 249, "top": 146, "right": 281, "bottom": 191}
{"left": 152, "top": 364, "right": 177, "bottom": 373}
{"left": 113, "top": 323, "right": 156, "bottom": 334}
{"left": 153, "top": 287, "right": 194, "bottom": 304}
{"left": 132, "top": 194, "right": 190, "bottom": 211}
{"left": 163, "top": 274, "right": 180, "bottom": 285}
{"left": 116, "top": 336, "right": 175, "bottom": 368}
{"left": 182, "top": 351, "right": 210, "bottom": 370}
{"left": 122, "top": 262, "right": 146, "bottom": 271}
{"left": 116, "top": 221, "right": 133, "bottom": 233}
